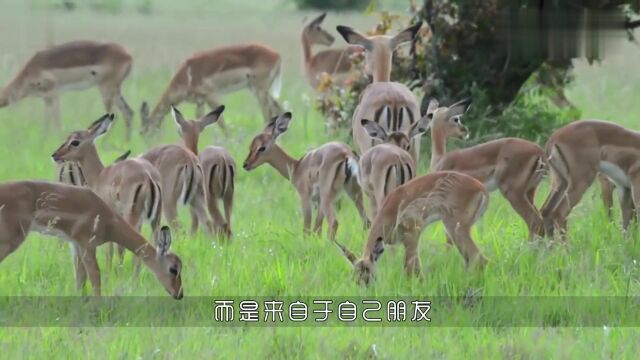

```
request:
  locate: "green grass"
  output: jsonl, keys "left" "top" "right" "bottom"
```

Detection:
{"left": 1, "top": 0, "right": 640, "bottom": 358}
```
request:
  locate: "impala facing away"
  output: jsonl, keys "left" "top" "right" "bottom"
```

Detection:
{"left": 52, "top": 114, "right": 163, "bottom": 272}
{"left": 358, "top": 116, "right": 429, "bottom": 220}
{"left": 0, "top": 40, "right": 134, "bottom": 139}
{"left": 140, "top": 44, "right": 283, "bottom": 134}
{"left": 141, "top": 105, "right": 225, "bottom": 236}
{"left": 243, "top": 112, "right": 368, "bottom": 241}
{"left": 0, "top": 181, "right": 182, "bottom": 298}
{"left": 336, "top": 21, "right": 423, "bottom": 161}
{"left": 426, "top": 98, "right": 547, "bottom": 240}
{"left": 336, "top": 171, "right": 489, "bottom": 285}
{"left": 166, "top": 105, "right": 235, "bottom": 237}
{"left": 541, "top": 120, "right": 640, "bottom": 238}
{"left": 301, "top": 13, "right": 360, "bottom": 90}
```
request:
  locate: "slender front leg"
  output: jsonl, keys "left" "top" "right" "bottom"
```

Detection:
{"left": 619, "top": 187, "right": 635, "bottom": 233}
{"left": 80, "top": 247, "right": 101, "bottom": 297}
{"left": 72, "top": 244, "right": 87, "bottom": 295}
{"left": 43, "top": 95, "right": 61, "bottom": 131}
{"left": 345, "top": 179, "right": 370, "bottom": 228}
{"left": 403, "top": 234, "right": 422, "bottom": 277}
{"left": 500, "top": 187, "right": 543, "bottom": 241}
{"left": 599, "top": 173, "right": 615, "bottom": 219}
{"left": 301, "top": 196, "right": 312, "bottom": 237}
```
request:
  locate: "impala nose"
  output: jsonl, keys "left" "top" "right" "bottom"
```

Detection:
{"left": 243, "top": 163, "right": 250, "bottom": 171}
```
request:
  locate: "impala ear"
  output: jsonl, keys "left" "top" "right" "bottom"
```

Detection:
{"left": 310, "top": 12, "right": 327, "bottom": 26}
{"left": 335, "top": 240, "right": 357, "bottom": 265}
{"left": 114, "top": 150, "right": 132, "bottom": 163}
{"left": 447, "top": 97, "right": 472, "bottom": 119}
{"left": 198, "top": 105, "right": 225, "bottom": 131}
{"left": 336, "top": 25, "right": 372, "bottom": 50}
{"left": 390, "top": 21, "right": 423, "bottom": 50}
{"left": 171, "top": 105, "right": 188, "bottom": 131}
{"left": 369, "top": 237, "right": 385, "bottom": 262}
{"left": 88, "top": 113, "right": 115, "bottom": 139}
{"left": 271, "top": 112, "right": 292, "bottom": 137}
{"left": 409, "top": 115, "right": 431, "bottom": 138}
{"left": 155, "top": 226, "right": 172, "bottom": 258}
{"left": 361, "top": 119, "right": 388, "bottom": 142}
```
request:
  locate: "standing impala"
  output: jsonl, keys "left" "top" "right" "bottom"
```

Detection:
{"left": 541, "top": 120, "right": 640, "bottom": 238}
{"left": 426, "top": 98, "right": 547, "bottom": 240}
{"left": 336, "top": 171, "right": 489, "bottom": 285}
{"left": 357, "top": 116, "right": 429, "bottom": 220}
{"left": 0, "top": 181, "right": 182, "bottom": 298}
{"left": 141, "top": 105, "right": 225, "bottom": 236}
{"left": 140, "top": 44, "right": 283, "bottom": 134}
{"left": 336, "top": 22, "right": 423, "bottom": 161}
{"left": 0, "top": 40, "right": 134, "bottom": 139}
{"left": 301, "top": 13, "right": 360, "bottom": 90}
{"left": 160, "top": 104, "right": 235, "bottom": 237}
{"left": 243, "top": 112, "right": 368, "bottom": 241}
{"left": 56, "top": 150, "right": 131, "bottom": 186}
{"left": 52, "top": 114, "right": 163, "bottom": 272}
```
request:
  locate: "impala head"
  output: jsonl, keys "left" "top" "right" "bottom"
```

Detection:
{"left": 336, "top": 236, "right": 385, "bottom": 286}
{"left": 243, "top": 112, "right": 292, "bottom": 171}
{"left": 360, "top": 117, "right": 431, "bottom": 152}
{"left": 336, "top": 21, "right": 422, "bottom": 81}
{"left": 51, "top": 113, "right": 114, "bottom": 163}
{"left": 303, "top": 13, "right": 335, "bottom": 46}
{"left": 153, "top": 226, "right": 184, "bottom": 300}
{"left": 426, "top": 98, "right": 472, "bottom": 140}
{"left": 170, "top": 104, "right": 225, "bottom": 151}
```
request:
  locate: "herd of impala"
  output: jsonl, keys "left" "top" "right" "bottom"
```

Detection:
{"left": 0, "top": 14, "right": 639, "bottom": 297}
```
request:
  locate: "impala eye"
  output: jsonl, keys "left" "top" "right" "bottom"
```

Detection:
{"left": 257, "top": 146, "right": 266, "bottom": 153}
{"left": 169, "top": 267, "right": 179, "bottom": 276}
{"left": 69, "top": 140, "right": 80, "bottom": 147}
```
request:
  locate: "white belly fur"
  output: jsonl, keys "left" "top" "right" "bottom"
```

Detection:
{"left": 45, "top": 66, "right": 105, "bottom": 92}
{"left": 599, "top": 161, "right": 631, "bottom": 188}
{"left": 201, "top": 67, "right": 252, "bottom": 95}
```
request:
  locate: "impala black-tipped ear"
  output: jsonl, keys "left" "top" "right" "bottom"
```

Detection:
{"left": 391, "top": 20, "right": 423, "bottom": 49}
{"left": 336, "top": 25, "right": 372, "bottom": 50}
{"left": 198, "top": 105, "right": 225, "bottom": 130}
{"left": 361, "top": 119, "right": 388, "bottom": 142}
{"left": 310, "top": 12, "right": 327, "bottom": 26}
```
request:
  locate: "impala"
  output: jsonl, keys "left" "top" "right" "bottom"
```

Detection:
{"left": 301, "top": 13, "right": 360, "bottom": 90}
{"left": 540, "top": 120, "right": 640, "bottom": 238}
{"left": 56, "top": 150, "right": 131, "bottom": 186}
{"left": 358, "top": 116, "right": 429, "bottom": 219}
{"left": 0, "top": 181, "right": 182, "bottom": 298}
{"left": 243, "top": 112, "right": 368, "bottom": 241}
{"left": 336, "top": 21, "right": 423, "bottom": 161}
{"left": 140, "top": 44, "right": 283, "bottom": 134}
{"left": 0, "top": 40, "right": 134, "bottom": 139}
{"left": 166, "top": 104, "right": 235, "bottom": 237}
{"left": 426, "top": 98, "right": 547, "bottom": 240}
{"left": 52, "top": 114, "right": 163, "bottom": 272}
{"left": 336, "top": 171, "right": 489, "bottom": 285}
{"left": 141, "top": 105, "right": 225, "bottom": 236}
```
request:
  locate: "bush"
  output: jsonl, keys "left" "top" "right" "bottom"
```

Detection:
{"left": 293, "top": 0, "right": 370, "bottom": 10}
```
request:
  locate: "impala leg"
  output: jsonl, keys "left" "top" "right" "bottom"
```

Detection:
{"left": 313, "top": 204, "right": 325, "bottom": 235}
{"left": 403, "top": 233, "right": 422, "bottom": 277}
{"left": 599, "top": 174, "right": 615, "bottom": 219}
{"left": 344, "top": 179, "right": 370, "bottom": 228}
{"left": 115, "top": 93, "right": 134, "bottom": 142}
{"left": 547, "top": 177, "right": 594, "bottom": 240}
{"left": 301, "top": 196, "right": 313, "bottom": 237}
{"left": 222, "top": 186, "right": 234, "bottom": 237}
{"left": 500, "top": 187, "right": 543, "bottom": 241}
{"left": 204, "top": 95, "right": 228, "bottom": 133}
{"left": 124, "top": 213, "right": 143, "bottom": 276}
{"left": 618, "top": 187, "right": 635, "bottom": 233}
{"left": 80, "top": 247, "right": 101, "bottom": 297}
{"left": 43, "top": 95, "right": 61, "bottom": 131}
{"left": 163, "top": 197, "right": 181, "bottom": 232}
{"left": 195, "top": 99, "right": 205, "bottom": 118}
{"left": 105, "top": 242, "right": 114, "bottom": 273}
{"left": 205, "top": 195, "right": 227, "bottom": 238}
{"left": 190, "top": 194, "right": 215, "bottom": 235}
{"left": 72, "top": 244, "right": 87, "bottom": 295}
{"left": 0, "top": 238, "right": 23, "bottom": 263}
{"left": 320, "top": 198, "right": 339, "bottom": 241}
{"left": 443, "top": 217, "right": 487, "bottom": 269}
{"left": 541, "top": 166, "right": 570, "bottom": 238}
{"left": 631, "top": 175, "right": 640, "bottom": 229}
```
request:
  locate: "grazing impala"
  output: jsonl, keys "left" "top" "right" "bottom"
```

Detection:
{"left": 301, "top": 13, "right": 360, "bottom": 90}
{"left": 160, "top": 104, "right": 234, "bottom": 237}
{"left": 426, "top": 98, "right": 547, "bottom": 240}
{"left": 140, "top": 44, "right": 283, "bottom": 134}
{"left": 336, "top": 171, "right": 489, "bottom": 285}
{"left": 141, "top": 105, "right": 225, "bottom": 236}
{"left": 0, "top": 40, "right": 134, "bottom": 139}
{"left": 336, "top": 21, "right": 423, "bottom": 161}
{"left": 0, "top": 181, "right": 183, "bottom": 298}
{"left": 52, "top": 114, "right": 163, "bottom": 272}
{"left": 243, "top": 112, "right": 368, "bottom": 241}
{"left": 358, "top": 116, "right": 429, "bottom": 219}
{"left": 541, "top": 120, "right": 640, "bottom": 238}
{"left": 56, "top": 150, "right": 131, "bottom": 186}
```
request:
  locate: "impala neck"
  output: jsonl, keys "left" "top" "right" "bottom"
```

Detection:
{"left": 77, "top": 146, "right": 106, "bottom": 187}
{"left": 430, "top": 126, "right": 447, "bottom": 170}
{"left": 372, "top": 51, "right": 392, "bottom": 83}
{"left": 111, "top": 219, "right": 163, "bottom": 273}
{"left": 301, "top": 33, "right": 312, "bottom": 64}
{"left": 264, "top": 145, "right": 299, "bottom": 180}
{"left": 182, "top": 131, "right": 199, "bottom": 155}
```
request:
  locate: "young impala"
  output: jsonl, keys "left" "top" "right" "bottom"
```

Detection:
{"left": 541, "top": 120, "right": 640, "bottom": 238}
{"left": 243, "top": 112, "right": 368, "bottom": 241}
{"left": 0, "top": 40, "right": 134, "bottom": 139}
{"left": 52, "top": 114, "right": 163, "bottom": 272}
{"left": 336, "top": 21, "right": 424, "bottom": 161}
{"left": 56, "top": 150, "right": 131, "bottom": 186}
{"left": 358, "top": 116, "right": 429, "bottom": 220}
{"left": 0, "top": 181, "right": 182, "bottom": 298}
{"left": 336, "top": 171, "right": 489, "bottom": 285}
{"left": 141, "top": 105, "right": 225, "bottom": 236}
{"left": 164, "top": 105, "right": 235, "bottom": 237}
{"left": 140, "top": 44, "right": 283, "bottom": 134}
{"left": 301, "top": 13, "right": 360, "bottom": 90}
{"left": 426, "top": 98, "right": 547, "bottom": 240}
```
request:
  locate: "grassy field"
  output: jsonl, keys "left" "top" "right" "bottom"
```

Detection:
{"left": 1, "top": 0, "right": 640, "bottom": 358}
